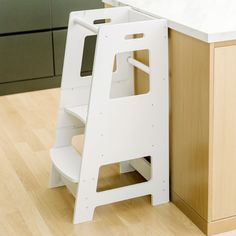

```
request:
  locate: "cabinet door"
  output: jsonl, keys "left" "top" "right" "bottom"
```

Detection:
{"left": 51, "top": 0, "right": 103, "bottom": 28}
{"left": 0, "top": 32, "right": 54, "bottom": 83}
{"left": 212, "top": 45, "right": 236, "bottom": 220}
{"left": 53, "top": 30, "right": 67, "bottom": 76}
{"left": 0, "top": 0, "right": 51, "bottom": 34}
{"left": 53, "top": 30, "right": 96, "bottom": 76}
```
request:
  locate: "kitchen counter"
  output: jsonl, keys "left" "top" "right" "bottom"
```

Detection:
{"left": 104, "top": 0, "right": 236, "bottom": 43}
{"left": 104, "top": 1, "right": 236, "bottom": 235}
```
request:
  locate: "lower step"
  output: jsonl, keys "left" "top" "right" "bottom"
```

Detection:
{"left": 50, "top": 146, "right": 82, "bottom": 183}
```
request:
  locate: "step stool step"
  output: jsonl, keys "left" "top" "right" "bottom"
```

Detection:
{"left": 50, "top": 146, "right": 82, "bottom": 183}
{"left": 65, "top": 105, "right": 88, "bottom": 123}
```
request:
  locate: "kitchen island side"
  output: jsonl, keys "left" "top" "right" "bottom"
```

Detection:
{"left": 105, "top": 1, "right": 236, "bottom": 235}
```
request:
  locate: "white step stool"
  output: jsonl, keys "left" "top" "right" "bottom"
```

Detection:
{"left": 49, "top": 6, "right": 169, "bottom": 224}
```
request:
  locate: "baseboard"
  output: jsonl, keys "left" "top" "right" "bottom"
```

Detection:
{"left": 171, "top": 191, "right": 208, "bottom": 235}
{"left": 0, "top": 76, "right": 61, "bottom": 96}
{"left": 208, "top": 216, "right": 236, "bottom": 235}
{"left": 172, "top": 191, "right": 236, "bottom": 235}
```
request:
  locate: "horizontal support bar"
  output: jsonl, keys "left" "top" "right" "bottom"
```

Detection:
{"left": 130, "top": 158, "right": 151, "bottom": 180}
{"left": 127, "top": 57, "right": 150, "bottom": 74}
{"left": 73, "top": 17, "right": 98, "bottom": 34}
{"left": 96, "top": 181, "right": 151, "bottom": 206}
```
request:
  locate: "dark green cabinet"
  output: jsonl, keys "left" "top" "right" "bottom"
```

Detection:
{"left": 0, "top": 0, "right": 102, "bottom": 95}
{"left": 0, "top": 32, "right": 54, "bottom": 83}
{"left": 0, "top": 0, "right": 51, "bottom": 34}
{"left": 53, "top": 30, "right": 67, "bottom": 76}
{"left": 51, "top": 0, "right": 103, "bottom": 28}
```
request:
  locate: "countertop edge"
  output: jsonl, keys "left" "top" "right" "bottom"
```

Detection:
{"left": 102, "top": 0, "right": 236, "bottom": 43}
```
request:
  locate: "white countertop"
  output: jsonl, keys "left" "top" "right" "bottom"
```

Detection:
{"left": 103, "top": 0, "right": 236, "bottom": 43}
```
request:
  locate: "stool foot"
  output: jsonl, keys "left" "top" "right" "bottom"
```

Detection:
{"left": 73, "top": 202, "right": 95, "bottom": 224}
{"left": 151, "top": 191, "right": 169, "bottom": 206}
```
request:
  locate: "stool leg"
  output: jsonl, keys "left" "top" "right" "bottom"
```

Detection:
{"left": 150, "top": 152, "right": 169, "bottom": 205}
{"left": 49, "top": 164, "right": 64, "bottom": 188}
{"left": 73, "top": 195, "right": 95, "bottom": 224}
{"left": 73, "top": 163, "right": 99, "bottom": 223}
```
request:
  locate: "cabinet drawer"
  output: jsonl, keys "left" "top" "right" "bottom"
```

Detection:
{"left": 53, "top": 30, "right": 96, "bottom": 76}
{"left": 51, "top": 0, "right": 103, "bottom": 28}
{"left": 0, "top": 32, "right": 54, "bottom": 83}
{"left": 0, "top": 0, "right": 51, "bottom": 34}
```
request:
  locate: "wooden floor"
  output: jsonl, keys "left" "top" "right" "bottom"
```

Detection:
{"left": 0, "top": 88, "right": 235, "bottom": 236}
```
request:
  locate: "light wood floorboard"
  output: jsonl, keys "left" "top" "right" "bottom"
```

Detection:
{"left": 0, "top": 88, "right": 234, "bottom": 236}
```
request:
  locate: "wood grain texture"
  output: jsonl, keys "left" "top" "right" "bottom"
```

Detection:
{"left": 212, "top": 45, "right": 236, "bottom": 220}
{"left": 209, "top": 216, "right": 236, "bottom": 236}
{"left": 0, "top": 88, "right": 206, "bottom": 236}
{"left": 171, "top": 191, "right": 208, "bottom": 234}
{"left": 214, "top": 40, "right": 236, "bottom": 48}
{"left": 169, "top": 30, "right": 212, "bottom": 221}
{"left": 130, "top": 22, "right": 236, "bottom": 235}
{"left": 133, "top": 28, "right": 212, "bottom": 231}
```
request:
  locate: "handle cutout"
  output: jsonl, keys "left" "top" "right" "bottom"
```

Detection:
{"left": 125, "top": 33, "right": 144, "bottom": 40}
{"left": 80, "top": 35, "right": 97, "bottom": 77}
{"left": 93, "top": 18, "right": 111, "bottom": 25}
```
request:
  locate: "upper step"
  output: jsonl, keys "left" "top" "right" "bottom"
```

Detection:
{"left": 50, "top": 146, "right": 82, "bottom": 183}
{"left": 65, "top": 105, "right": 88, "bottom": 123}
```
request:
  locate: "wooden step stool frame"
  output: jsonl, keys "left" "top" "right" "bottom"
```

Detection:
{"left": 49, "top": 6, "right": 169, "bottom": 224}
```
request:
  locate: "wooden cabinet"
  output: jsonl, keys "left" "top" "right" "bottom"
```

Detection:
{"left": 134, "top": 29, "right": 236, "bottom": 235}
{"left": 104, "top": 3, "right": 236, "bottom": 235}
{"left": 167, "top": 32, "right": 236, "bottom": 235}
{"left": 212, "top": 45, "right": 236, "bottom": 221}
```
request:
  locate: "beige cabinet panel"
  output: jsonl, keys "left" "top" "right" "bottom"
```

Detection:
{"left": 212, "top": 45, "right": 236, "bottom": 220}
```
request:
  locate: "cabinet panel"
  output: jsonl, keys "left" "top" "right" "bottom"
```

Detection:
{"left": 0, "top": 0, "right": 51, "bottom": 34}
{"left": 212, "top": 45, "right": 236, "bottom": 220}
{"left": 169, "top": 30, "right": 210, "bottom": 220}
{"left": 0, "top": 32, "right": 54, "bottom": 83}
{"left": 53, "top": 30, "right": 96, "bottom": 76}
{"left": 53, "top": 30, "right": 67, "bottom": 76}
{"left": 51, "top": 0, "right": 103, "bottom": 28}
